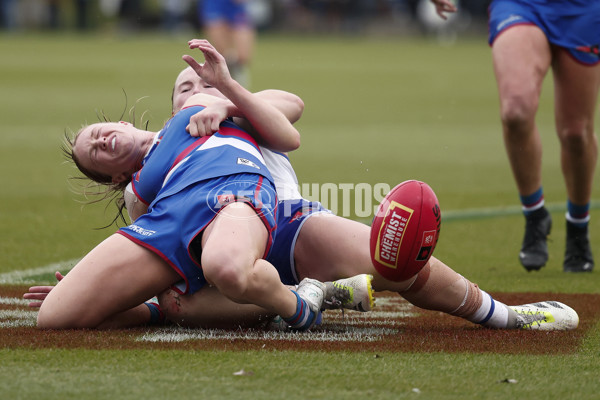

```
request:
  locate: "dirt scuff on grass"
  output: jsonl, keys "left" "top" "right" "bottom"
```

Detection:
{"left": 2, "top": 285, "right": 597, "bottom": 354}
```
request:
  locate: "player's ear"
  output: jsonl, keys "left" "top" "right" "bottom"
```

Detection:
{"left": 112, "top": 172, "right": 128, "bottom": 184}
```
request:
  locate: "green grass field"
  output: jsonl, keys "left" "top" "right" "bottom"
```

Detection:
{"left": 1, "top": 32, "right": 599, "bottom": 399}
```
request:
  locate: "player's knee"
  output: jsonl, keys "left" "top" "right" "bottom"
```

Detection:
{"left": 202, "top": 251, "right": 249, "bottom": 298}
{"left": 500, "top": 94, "right": 537, "bottom": 131}
{"left": 558, "top": 122, "right": 594, "bottom": 150}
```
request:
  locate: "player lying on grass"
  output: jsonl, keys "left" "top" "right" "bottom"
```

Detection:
{"left": 30, "top": 40, "right": 364, "bottom": 332}
{"left": 26, "top": 39, "right": 579, "bottom": 332}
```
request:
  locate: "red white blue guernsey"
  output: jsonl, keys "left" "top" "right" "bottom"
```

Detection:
{"left": 130, "top": 106, "right": 275, "bottom": 206}
{"left": 118, "top": 106, "right": 278, "bottom": 295}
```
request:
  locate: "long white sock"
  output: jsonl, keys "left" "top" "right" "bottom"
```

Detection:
{"left": 468, "top": 291, "right": 510, "bottom": 329}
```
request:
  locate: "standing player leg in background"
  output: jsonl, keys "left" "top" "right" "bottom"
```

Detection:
{"left": 489, "top": 0, "right": 600, "bottom": 272}
{"left": 198, "top": 0, "right": 255, "bottom": 88}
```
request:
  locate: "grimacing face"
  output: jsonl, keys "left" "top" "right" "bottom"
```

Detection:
{"left": 172, "top": 67, "right": 225, "bottom": 113}
{"left": 73, "top": 122, "right": 144, "bottom": 184}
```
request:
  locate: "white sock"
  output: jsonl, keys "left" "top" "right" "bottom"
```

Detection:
{"left": 468, "top": 291, "right": 510, "bottom": 329}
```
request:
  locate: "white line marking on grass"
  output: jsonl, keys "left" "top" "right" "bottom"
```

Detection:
{"left": 0, "top": 309, "right": 37, "bottom": 328}
{"left": 0, "top": 258, "right": 79, "bottom": 284}
{"left": 341, "top": 311, "right": 418, "bottom": 320}
{"left": 0, "top": 296, "right": 29, "bottom": 306}
{"left": 138, "top": 326, "right": 399, "bottom": 343}
{"left": 357, "top": 199, "right": 600, "bottom": 224}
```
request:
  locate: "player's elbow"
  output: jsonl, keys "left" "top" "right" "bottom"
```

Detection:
{"left": 291, "top": 96, "right": 305, "bottom": 123}
{"left": 287, "top": 129, "right": 301, "bottom": 151}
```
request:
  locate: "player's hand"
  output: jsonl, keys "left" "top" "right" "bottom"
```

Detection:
{"left": 23, "top": 271, "right": 64, "bottom": 308}
{"left": 430, "top": 0, "right": 457, "bottom": 20}
{"left": 183, "top": 39, "right": 232, "bottom": 90}
{"left": 186, "top": 102, "right": 229, "bottom": 137}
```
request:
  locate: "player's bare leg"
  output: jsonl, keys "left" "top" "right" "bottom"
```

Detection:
{"left": 492, "top": 25, "right": 553, "bottom": 270}
{"left": 158, "top": 286, "right": 275, "bottom": 328}
{"left": 37, "top": 234, "right": 181, "bottom": 329}
{"left": 552, "top": 49, "right": 599, "bottom": 272}
{"left": 201, "top": 202, "right": 323, "bottom": 330}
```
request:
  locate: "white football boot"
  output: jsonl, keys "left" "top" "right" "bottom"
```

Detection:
{"left": 510, "top": 301, "right": 579, "bottom": 331}
{"left": 322, "top": 274, "right": 375, "bottom": 312}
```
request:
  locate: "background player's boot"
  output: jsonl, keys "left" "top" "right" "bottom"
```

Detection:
{"left": 563, "top": 221, "right": 594, "bottom": 272}
{"left": 519, "top": 207, "right": 552, "bottom": 271}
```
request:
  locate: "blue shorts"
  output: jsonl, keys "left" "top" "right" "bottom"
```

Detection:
{"left": 200, "top": 0, "right": 251, "bottom": 27}
{"left": 119, "top": 173, "right": 277, "bottom": 295}
{"left": 488, "top": 0, "right": 600, "bottom": 65}
{"left": 265, "top": 199, "right": 330, "bottom": 285}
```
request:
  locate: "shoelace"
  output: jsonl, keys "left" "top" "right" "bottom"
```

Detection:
{"left": 323, "top": 282, "right": 352, "bottom": 308}
{"left": 516, "top": 309, "right": 547, "bottom": 329}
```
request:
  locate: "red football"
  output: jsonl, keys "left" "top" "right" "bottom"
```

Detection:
{"left": 370, "top": 180, "right": 441, "bottom": 282}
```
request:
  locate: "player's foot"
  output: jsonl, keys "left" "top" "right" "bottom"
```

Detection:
{"left": 265, "top": 313, "right": 323, "bottom": 331}
{"left": 322, "top": 274, "right": 375, "bottom": 312}
{"left": 564, "top": 221, "right": 594, "bottom": 273}
{"left": 287, "top": 278, "right": 325, "bottom": 330}
{"left": 519, "top": 208, "right": 552, "bottom": 271}
{"left": 510, "top": 301, "right": 578, "bottom": 331}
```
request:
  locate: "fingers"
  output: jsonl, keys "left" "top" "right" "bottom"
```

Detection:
{"left": 24, "top": 287, "right": 53, "bottom": 308}
{"left": 188, "top": 39, "right": 216, "bottom": 54}
{"left": 187, "top": 113, "right": 219, "bottom": 137}
{"left": 186, "top": 39, "right": 226, "bottom": 68}
{"left": 182, "top": 54, "right": 202, "bottom": 73}
{"left": 25, "top": 286, "right": 54, "bottom": 295}
{"left": 24, "top": 293, "right": 49, "bottom": 301}
{"left": 22, "top": 272, "right": 62, "bottom": 308}
{"left": 431, "top": 0, "right": 457, "bottom": 19}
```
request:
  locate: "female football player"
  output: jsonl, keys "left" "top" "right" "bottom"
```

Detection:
{"left": 27, "top": 39, "right": 578, "bottom": 332}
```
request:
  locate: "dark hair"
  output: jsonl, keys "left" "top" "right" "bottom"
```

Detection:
{"left": 62, "top": 130, "right": 129, "bottom": 228}
{"left": 63, "top": 96, "right": 151, "bottom": 228}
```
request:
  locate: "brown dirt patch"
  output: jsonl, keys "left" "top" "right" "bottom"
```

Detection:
{"left": 2, "top": 285, "right": 598, "bottom": 354}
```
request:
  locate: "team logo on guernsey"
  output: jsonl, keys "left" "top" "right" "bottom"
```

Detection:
{"left": 237, "top": 157, "right": 260, "bottom": 169}
{"left": 207, "top": 179, "right": 277, "bottom": 220}
{"left": 289, "top": 206, "right": 317, "bottom": 223}
{"left": 374, "top": 201, "right": 413, "bottom": 269}
{"left": 128, "top": 224, "right": 156, "bottom": 237}
{"left": 497, "top": 14, "right": 523, "bottom": 31}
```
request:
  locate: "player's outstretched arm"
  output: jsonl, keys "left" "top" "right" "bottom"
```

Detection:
{"left": 185, "top": 90, "right": 304, "bottom": 140}
{"left": 183, "top": 39, "right": 301, "bottom": 152}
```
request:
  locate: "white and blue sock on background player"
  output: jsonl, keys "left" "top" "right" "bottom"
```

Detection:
{"left": 520, "top": 187, "right": 545, "bottom": 216}
{"left": 566, "top": 200, "right": 590, "bottom": 229}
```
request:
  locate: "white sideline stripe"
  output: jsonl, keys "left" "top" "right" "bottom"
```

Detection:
{"left": 138, "top": 326, "right": 399, "bottom": 343}
{"left": 0, "top": 309, "right": 37, "bottom": 319}
{"left": 0, "top": 309, "right": 37, "bottom": 328}
{"left": 0, "top": 258, "right": 79, "bottom": 284}
{"left": 0, "top": 296, "right": 29, "bottom": 306}
{"left": 356, "top": 199, "right": 600, "bottom": 225}
{"left": 337, "top": 311, "right": 418, "bottom": 319}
